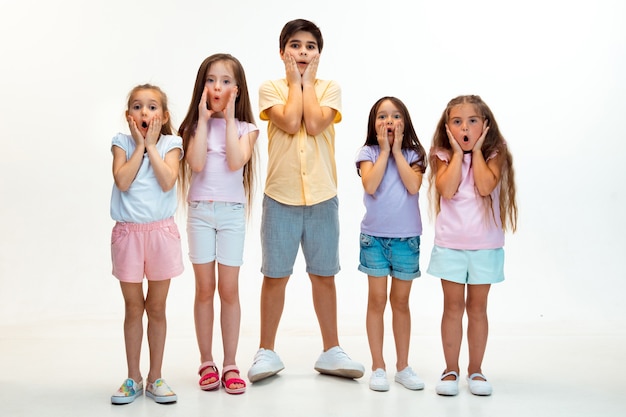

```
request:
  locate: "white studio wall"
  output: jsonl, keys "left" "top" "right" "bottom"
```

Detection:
{"left": 0, "top": 0, "right": 624, "bottom": 335}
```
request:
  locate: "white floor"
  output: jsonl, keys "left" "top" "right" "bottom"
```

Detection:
{"left": 1, "top": 316, "right": 624, "bottom": 417}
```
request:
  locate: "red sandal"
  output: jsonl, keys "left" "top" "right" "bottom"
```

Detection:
{"left": 221, "top": 365, "right": 246, "bottom": 394}
{"left": 198, "top": 361, "right": 220, "bottom": 391}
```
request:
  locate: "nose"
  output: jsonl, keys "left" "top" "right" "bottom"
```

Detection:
{"left": 299, "top": 47, "right": 307, "bottom": 56}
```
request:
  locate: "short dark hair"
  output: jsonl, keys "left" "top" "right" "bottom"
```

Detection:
{"left": 279, "top": 19, "right": 323, "bottom": 53}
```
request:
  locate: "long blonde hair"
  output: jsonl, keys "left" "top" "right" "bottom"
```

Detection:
{"left": 428, "top": 95, "right": 517, "bottom": 232}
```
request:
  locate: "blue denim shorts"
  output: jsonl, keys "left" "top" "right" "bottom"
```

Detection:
{"left": 187, "top": 201, "right": 246, "bottom": 266}
{"left": 427, "top": 245, "right": 505, "bottom": 285}
{"left": 358, "top": 233, "right": 421, "bottom": 281}
{"left": 261, "top": 194, "right": 340, "bottom": 278}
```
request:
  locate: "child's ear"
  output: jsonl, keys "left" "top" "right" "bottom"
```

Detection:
{"left": 163, "top": 111, "right": 170, "bottom": 125}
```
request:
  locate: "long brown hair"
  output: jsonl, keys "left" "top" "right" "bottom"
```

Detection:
{"left": 178, "top": 54, "right": 257, "bottom": 211}
{"left": 428, "top": 95, "right": 517, "bottom": 232}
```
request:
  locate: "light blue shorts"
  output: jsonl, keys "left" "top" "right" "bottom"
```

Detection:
{"left": 427, "top": 245, "right": 505, "bottom": 285}
{"left": 261, "top": 194, "right": 340, "bottom": 278}
{"left": 187, "top": 201, "right": 246, "bottom": 266}
{"left": 358, "top": 234, "right": 421, "bottom": 281}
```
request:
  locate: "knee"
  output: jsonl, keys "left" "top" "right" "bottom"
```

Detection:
{"left": 145, "top": 300, "right": 167, "bottom": 321}
{"left": 389, "top": 296, "right": 410, "bottom": 314}
{"left": 368, "top": 292, "right": 388, "bottom": 313}
{"left": 443, "top": 299, "right": 465, "bottom": 319}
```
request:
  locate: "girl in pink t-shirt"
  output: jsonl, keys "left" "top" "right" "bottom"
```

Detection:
{"left": 178, "top": 54, "right": 258, "bottom": 395}
{"left": 427, "top": 95, "right": 517, "bottom": 397}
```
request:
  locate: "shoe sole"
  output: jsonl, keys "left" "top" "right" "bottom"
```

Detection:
{"left": 111, "top": 391, "right": 142, "bottom": 404}
{"left": 146, "top": 391, "right": 177, "bottom": 404}
{"left": 248, "top": 367, "right": 284, "bottom": 383}
{"left": 314, "top": 367, "right": 364, "bottom": 379}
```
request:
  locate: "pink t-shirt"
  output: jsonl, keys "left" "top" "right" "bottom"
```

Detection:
{"left": 433, "top": 148, "right": 504, "bottom": 250}
{"left": 187, "top": 118, "right": 258, "bottom": 204}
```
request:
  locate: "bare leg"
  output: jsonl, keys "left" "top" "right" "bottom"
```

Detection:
{"left": 120, "top": 282, "right": 145, "bottom": 383}
{"left": 440, "top": 279, "right": 465, "bottom": 379}
{"left": 144, "top": 279, "right": 171, "bottom": 384}
{"left": 466, "top": 284, "right": 491, "bottom": 379}
{"left": 390, "top": 278, "right": 413, "bottom": 372}
{"left": 310, "top": 274, "right": 340, "bottom": 351}
{"left": 218, "top": 263, "right": 243, "bottom": 388}
{"left": 366, "top": 275, "right": 388, "bottom": 370}
{"left": 259, "top": 276, "right": 289, "bottom": 350}
{"left": 193, "top": 262, "right": 217, "bottom": 385}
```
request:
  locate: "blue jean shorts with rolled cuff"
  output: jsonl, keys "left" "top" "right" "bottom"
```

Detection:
{"left": 358, "top": 233, "right": 421, "bottom": 281}
{"left": 427, "top": 245, "right": 505, "bottom": 285}
{"left": 261, "top": 194, "right": 340, "bottom": 278}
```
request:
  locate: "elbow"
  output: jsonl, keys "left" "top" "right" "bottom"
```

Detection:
{"left": 114, "top": 179, "right": 130, "bottom": 193}
{"left": 160, "top": 179, "right": 177, "bottom": 193}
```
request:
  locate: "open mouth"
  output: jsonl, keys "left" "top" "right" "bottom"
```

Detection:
{"left": 463, "top": 135, "right": 469, "bottom": 142}
{"left": 141, "top": 121, "right": 148, "bottom": 128}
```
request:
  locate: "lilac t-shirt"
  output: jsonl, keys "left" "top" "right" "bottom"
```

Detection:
{"left": 355, "top": 145, "right": 423, "bottom": 238}
{"left": 188, "top": 118, "right": 258, "bottom": 203}
{"left": 432, "top": 148, "right": 504, "bottom": 249}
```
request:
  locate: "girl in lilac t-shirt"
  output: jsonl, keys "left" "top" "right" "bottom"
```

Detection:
{"left": 427, "top": 95, "right": 518, "bottom": 397}
{"left": 355, "top": 97, "right": 427, "bottom": 392}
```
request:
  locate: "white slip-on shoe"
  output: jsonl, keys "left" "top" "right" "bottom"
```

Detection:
{"left": 467, "top": 373, "right": 493, "bottom": 396}
{"left": 435, "top": 371, "right": 459, "bottom": 396}
{"left": 314, "top": 346, "right": 365, "bottom": 379}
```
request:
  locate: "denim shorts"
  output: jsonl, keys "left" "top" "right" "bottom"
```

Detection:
{"left": 427, "top": 245, "right": 505, "bottom": 285}
{"left": 111, "top": 217, "right": 184, "bottom": 282}
{"left": 187, "top": 201, "right": 246, "bottom": 266}
{"left": 261, "top": 194, "right": 340, "bottom": 278}
{"left": 358, "top": 233, "right": 421, "bottom": 281}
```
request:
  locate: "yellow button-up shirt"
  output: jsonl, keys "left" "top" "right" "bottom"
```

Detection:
{"left": 259, "top": 78, "right": 342, "bottom": 206}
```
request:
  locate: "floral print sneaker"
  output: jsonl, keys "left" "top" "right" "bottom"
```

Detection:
{"left": 111, "top": 378, "right": 143, "bottom": 404}
{"left": 146, "top": 378, "right": 177, "bottom": 404}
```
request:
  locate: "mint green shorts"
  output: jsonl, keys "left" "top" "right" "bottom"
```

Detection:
{"left": 427, "top": 245, "right": 504, "bottom": 285}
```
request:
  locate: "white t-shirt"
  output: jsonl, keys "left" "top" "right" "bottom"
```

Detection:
{"left": 110, "top": 133, "right": 183, "bottom": 223}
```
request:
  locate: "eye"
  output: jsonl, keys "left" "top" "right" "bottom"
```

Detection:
{"left": 377, "top": 114, "right": 386, "bottom": 120}
{"left": 307, "top": 44, "right": 316, "bottom": 50}
{"left": 132, "top": 104, "right": 141, "bottom": 110}
{"left": 393, "top": 114, "right": 402, "bottom": 120}
{"left": 223, "top": 79, "right": 231, "bottom": 85}
{"left": 469, "top": 118, "right": 479, "bottom": 124}
{"left": 451, "top": 119, "right": 461, "bottom": 125}
{"left": 206, "top": 78, "right": 214, "bottom": 84}
{"left": 149, "top": 105, "right": 158, "bottom": 111}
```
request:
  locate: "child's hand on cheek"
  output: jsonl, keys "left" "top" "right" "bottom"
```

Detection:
{"left": 224, "top": 86, "right": 238, "bottom": 120}
{"left": 445, "top": 124, "right": 463, "bottom": 155}
{"left": 198, "top": 86, "right": 214, "bottom": 122}
{"left": 283, "top": 54, "right": 301, "bottom": 87}
{"left": 377, "top": 123, "right": 390, "bottom": 152}
{"left": 392, "top": 123, "right": 403, "bottom": 154}
{"left": 127, "top": 115, "right": 145, "bottom": 149}
{"left": 145, "top": 117, "right": 161, "bottom": 149}
{"left": 473, "top": 121, "right": 490, "bottom": 153}
{"left": 302, "top": 54, "right": 319, "bottom": 87}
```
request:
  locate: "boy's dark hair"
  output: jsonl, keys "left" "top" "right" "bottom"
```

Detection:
{"left": 279, "top": 19, "right": 323, "bottom": 53}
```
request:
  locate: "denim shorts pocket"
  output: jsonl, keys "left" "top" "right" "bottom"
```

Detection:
{"left": 359, "top": 233, "right": 373, "bottom": 248}
{"left": 407, "top": 236, "right": 421, "bottom": 253}
{"left": 188, "top": 201, "right": 201, "bottom": 209}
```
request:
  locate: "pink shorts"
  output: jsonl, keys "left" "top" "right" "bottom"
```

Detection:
{"left": 111, "top": 217, "right": 184, "bottom": 283}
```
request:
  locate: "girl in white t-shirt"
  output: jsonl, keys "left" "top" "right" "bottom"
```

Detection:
{"left": 110, "top": 84, "right": 183, "bottom": 405}
{"left": 427, "top": 95, "right": 517, "bottom": 397}
{"left": 178, "top": 54, "right": 258, "bottom": 395}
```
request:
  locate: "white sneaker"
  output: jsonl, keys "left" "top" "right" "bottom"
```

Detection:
{"left": 314, "top": 346, "right": 365, "bottom": 379}
{"left": 369, "top": 368, "right": 390, "bottom": 391}
{"left": 247, "top": 348, "right": 285, "bottom": 382}
{"left": 395, "top": 366, "right": 425, "bottom": 390}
